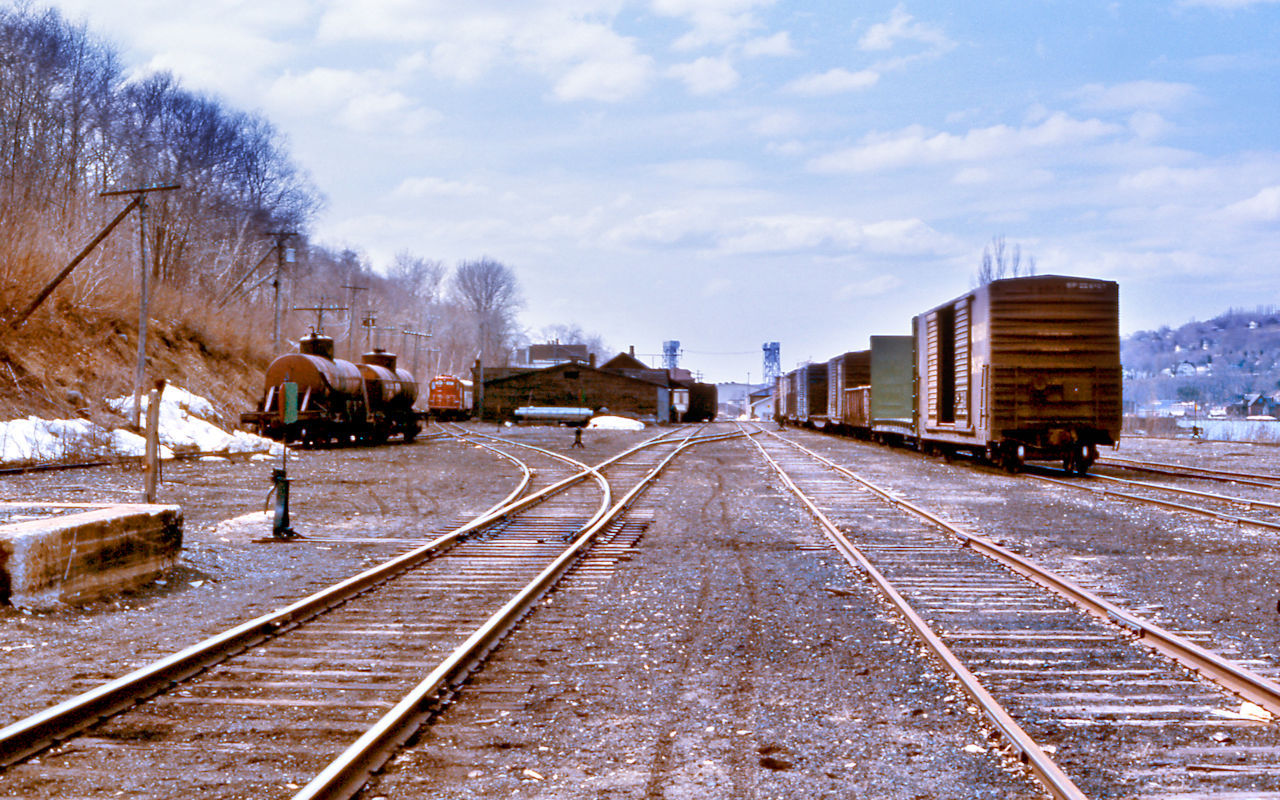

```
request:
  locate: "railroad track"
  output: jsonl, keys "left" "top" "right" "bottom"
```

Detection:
{"left": 750, "top": 424, "right": 1280, "bottom": 800}
{"left": 0, "top": 424, "right": 739, "bottom": 799}
{"left": 1027, "top": 463, "right": 1280, "bottom": 533}
{"left": 1096, "top": 455, "right": 1280, "bottom": 489}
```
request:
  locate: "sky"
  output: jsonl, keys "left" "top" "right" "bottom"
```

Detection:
{"left": 34, "top": 0, "right": 1280, "bottom": 382}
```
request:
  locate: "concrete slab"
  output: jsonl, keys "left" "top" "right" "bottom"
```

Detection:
{"left": 0, "top": 502, "right": 182, "bottom": 610}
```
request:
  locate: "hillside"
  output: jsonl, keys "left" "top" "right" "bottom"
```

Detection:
{"left": 1123, "top": 307, "right": 1280, "bottom": 410}
{"left": 0, "top": 292, "right": 272, "bottom": 431}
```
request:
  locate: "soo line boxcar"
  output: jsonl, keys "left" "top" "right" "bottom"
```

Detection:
{"left": 774, "top": 275, "right": 1122, "bottom": 474}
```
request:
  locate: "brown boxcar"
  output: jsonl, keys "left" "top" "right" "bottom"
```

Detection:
{"left": 793, "top": 362, "right": 828, "bottom": 425}
{"left": 685, "top": 383, "right": 718, "bottom": 422}
{"left": 913, "top": 274, "right": 1120, "bottom": 472}
{"left": 776, "top": 370, "right": 799, "bottom": 422}
{"left": 825, "top": 350, "right": 871, "bottom": 430}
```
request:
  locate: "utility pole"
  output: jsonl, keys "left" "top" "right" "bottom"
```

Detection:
{"left": 361, "top": 313, "right": 378, "bottom": 353}
{"left": 341, "top": 283, "right": 367, "bottom": 360}
{"left": 95, "top": 184, "right": 180, "bottom": 428}
{"left": 293, "top": 302, "right": 345, "bottom": 336}
{"left": 265, "top": 231, "right": 296, "bottom": 349}
{"left": 401, "top": 327, "right": 432, "bottom": 378}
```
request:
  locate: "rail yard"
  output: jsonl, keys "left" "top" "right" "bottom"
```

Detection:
{"left": 0, "top": 422, "right": 1276, "bottom": 799}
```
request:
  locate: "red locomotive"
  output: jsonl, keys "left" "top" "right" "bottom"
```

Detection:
{"left": 425, "top": 374, "right": 472, "bottom": 420}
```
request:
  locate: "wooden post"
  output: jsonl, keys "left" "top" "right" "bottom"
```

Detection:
{"left": 144, "top": 379, "right": 166, "bottom": 503}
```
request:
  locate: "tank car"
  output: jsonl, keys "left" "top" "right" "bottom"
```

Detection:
{"left": 912, "top": 274, "right": 1120, "bottom": 472}
{"left": 241, "top": 333, "right": 422, "bottom": 445}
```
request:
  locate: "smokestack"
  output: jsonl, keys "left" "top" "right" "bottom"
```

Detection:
{"left": 589, "top": 353, "right": 596, "bottom": 368}
{"left": 629, "top": 345, "right": 635, "bottom": 357}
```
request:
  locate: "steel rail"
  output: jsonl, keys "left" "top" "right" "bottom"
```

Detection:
{"left": 766, "top": 427, "right": 1280, "bottom": 719}
{"left": 0, "top": 427, "right": 682, "bottom": 767}
{"left": 432, "top": 426, "right": 533, "bottom": 519}
{"left": 1078, "top": 470, "right": 1280, "bottom": 513}
{"left": 1097, "top": 455, "right": 1280, "bottom": 488}
{"left": 741, "top": 424, "right": 1088, "bottom": 800}
{"left": 292, "top": 426, "right": 706, "bottom": 800}
{"left": 444, "top": 423, "right": 751, "bottom": 536}
{"left": 1030, "top": 472, "right": 1280, "bottom": 532}
{"left": 438, "top": 422, "right": 617, "bottom": 535}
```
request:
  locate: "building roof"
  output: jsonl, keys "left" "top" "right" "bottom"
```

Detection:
{"left": 482, "top": 360, "right": 668, "bottom": 388}
{"left": 600, "top": 352, "right": 648, "bottom": 371}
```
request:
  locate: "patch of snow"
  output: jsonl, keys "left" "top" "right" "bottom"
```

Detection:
{"left": 587, "top": 415, "right": 645, "bottom": 431}
{"left": 106, "top": 386, "right": 280, "bottom": 456}
{"left": 0, "top": 386, "right": 277, "bottom": 467}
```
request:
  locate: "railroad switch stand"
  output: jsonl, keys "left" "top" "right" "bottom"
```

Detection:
{"left": 268, "top": 467, "right": 298, "bottom": 540}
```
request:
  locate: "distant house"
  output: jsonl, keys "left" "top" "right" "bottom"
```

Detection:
{"left": 1174, "top": 361, "right": 1198, "bottom": 377}
{"left": 520, "top": 342, "right": 590, "bottom": 368}
{"left": 1228, "top": 393, "right": 1274, "bottom": 418}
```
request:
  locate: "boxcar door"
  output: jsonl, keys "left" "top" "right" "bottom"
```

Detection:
{"left": 953, "top": 298, "right": 971, "bottom": 428}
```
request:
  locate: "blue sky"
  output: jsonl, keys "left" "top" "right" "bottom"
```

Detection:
{"left": 40, "top": 0, "right": 1280, "bottom": 381}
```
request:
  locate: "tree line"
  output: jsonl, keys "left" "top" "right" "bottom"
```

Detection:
{"left": 0, "top": 5, "right": 547, "bottom": 382}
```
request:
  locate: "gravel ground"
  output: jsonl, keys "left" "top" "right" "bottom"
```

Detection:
{"left": 789, "top": 430, "right": 1280, "bottom": 675}
{"left": 3, "top": 424, "right": 1277, "bottom": 797}
{"left": 363, "top": 432, "right": 1038, "bottom": 799}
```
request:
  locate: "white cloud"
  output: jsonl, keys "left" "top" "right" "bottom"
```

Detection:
{"left": 782, "top": 68, "right": 879, "bottom": 96}
{"left": 1178, "top": 0, "right": 1280, "bottom": 7}
{"left": 393, "top": 177, "right": 488, "bottom": 198}
{"left": 952, "top": 167, "right": 992, "bottom": 185}
{"left": 838, "top": 275, "right": 901, "bottom": 299}
{"left": 1117, "top": 166, "right": 1216, "bottom": 193}
{"left": 1220, "top": 185, "right": 1280, "bottom": 223}
{"left": 605, "top": 208, "right": 715, "bottom": 249}
{"left": 702, "top": 277, "right": 734, "bottom": 297}
{"left": 858, "top": 5, "right": 951, "bottom": 53}
{"left": 808, "top": 113, "right": 1124, "bottom": 173}
{"left": 743, "top": 31, "right": 797, "bottom": 57}
{"left": 554, "top": 53, "right": 654, "bottom": 101}
{"left": 651, "top": 0, "right": 773, "bottom": 49}
{"left": 1073, "top": 80, "right": 1198, "bottom": 112}
{"left": 266, "top": 68, "right": 440, "bottom": 133}
{"left": 315, "top": 3, "right": 654, "bottom": 102}
{"left": 667, "top": 57, "right": 740, "bottom": 94}
{"left": 751, "top": 110, "right": 806, "bottom": 138}
{"left": 1128, "top": 111, "right": 1173, "bottom": 140}
{"left": 517, "top": 15, "right": 656, "bottom": 101}
{"left": 602, "top": 208, "right": 952, "bottom": 258}
{"left": 652, "top": 159, "right": 754, "bottom": 185}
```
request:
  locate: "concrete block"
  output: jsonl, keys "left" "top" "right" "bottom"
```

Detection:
{"left": 0, "top": 502, "right": 183, "bottom": 610}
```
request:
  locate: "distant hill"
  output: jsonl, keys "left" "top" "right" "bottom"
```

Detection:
{"left": 1123, "top": 307, "right": 1280, "bottom": 411}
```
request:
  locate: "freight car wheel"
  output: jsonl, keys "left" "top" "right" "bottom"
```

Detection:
{"left": 1000, "top": 444, "right": 1024, "bottom": 473}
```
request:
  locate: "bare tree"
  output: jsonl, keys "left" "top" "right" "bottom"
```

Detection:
{"left": 975, "top": 235, "right": 1037, "bottom": 286}
{"left": 389, "top": 251, "right": 445, "bottom": 304}
{"left": 450, "top": 257, "right": 522, "bottom": 366}
{"left": 537, "top": 322, "right": 610, "bottom": 362}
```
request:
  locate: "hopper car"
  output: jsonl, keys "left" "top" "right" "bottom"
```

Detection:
{"left": 774, "top": 275, "right": 1121, "bottom": 474}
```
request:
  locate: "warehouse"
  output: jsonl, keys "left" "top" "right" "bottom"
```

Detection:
{"left": 475, "top": 360, "right": 672, "bottom": 422}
